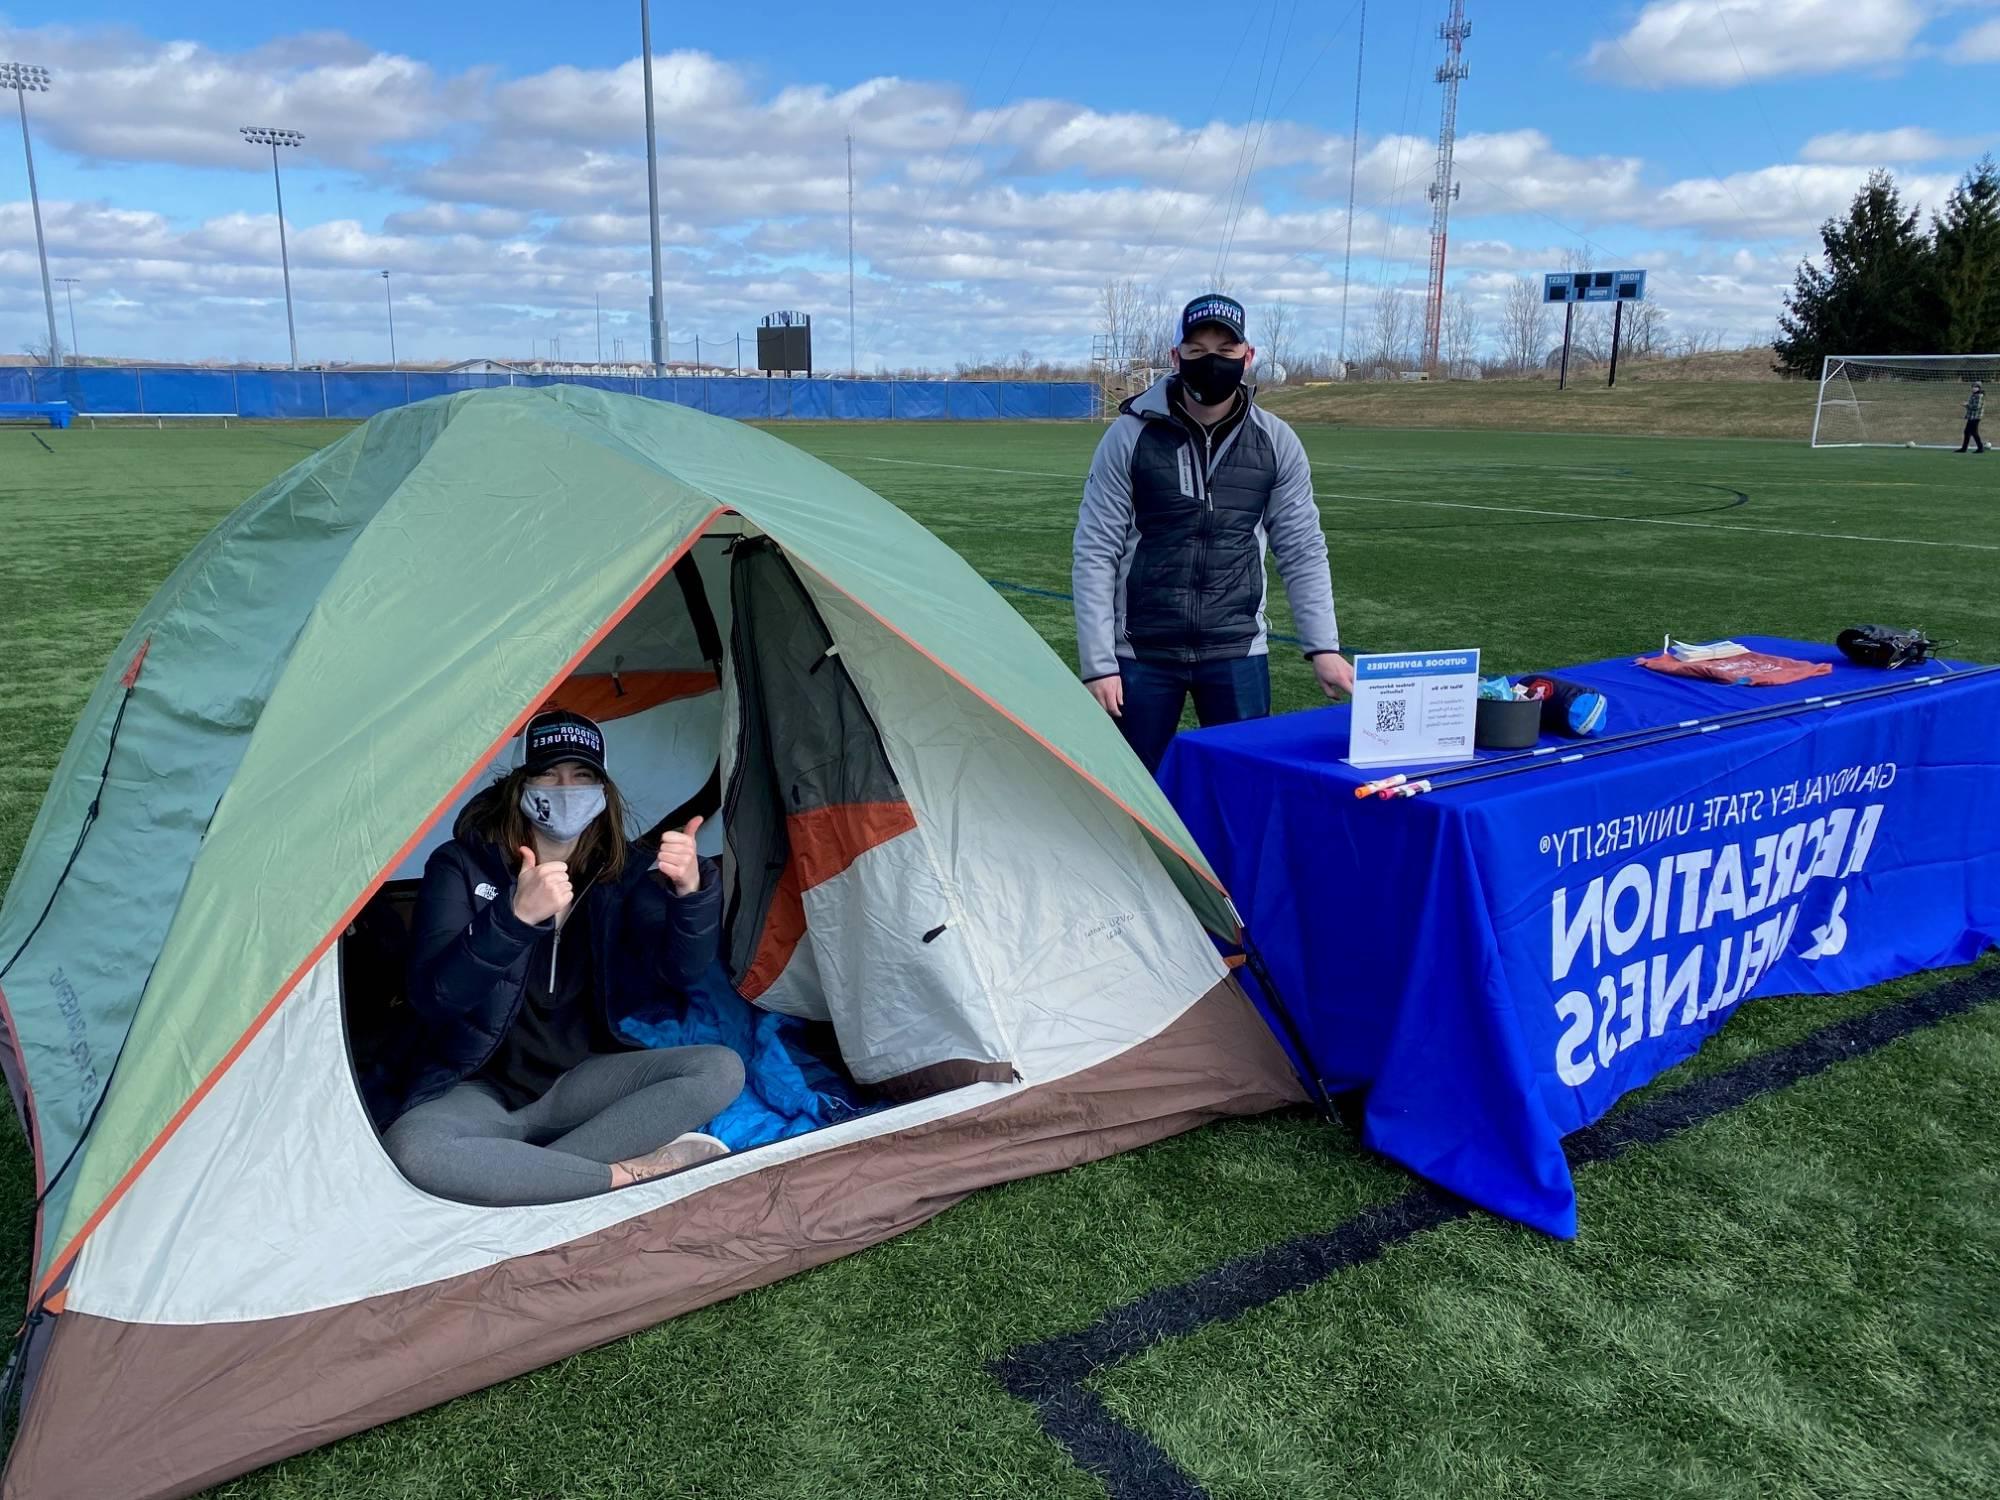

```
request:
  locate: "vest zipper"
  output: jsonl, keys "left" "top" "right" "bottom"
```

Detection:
{"left": 1191, "top": 426, "right": 1214, "bottom": 660}
{"left": 548, "top": 874, "right": 596, "bottom": 991}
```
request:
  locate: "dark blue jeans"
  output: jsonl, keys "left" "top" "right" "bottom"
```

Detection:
{"left": 1117, "top": 655, "right": 1272, "bottom": 774}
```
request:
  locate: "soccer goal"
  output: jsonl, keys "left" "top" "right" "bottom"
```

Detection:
{"left": 1811, "top": 354, "right": 2000, "bottom": 448}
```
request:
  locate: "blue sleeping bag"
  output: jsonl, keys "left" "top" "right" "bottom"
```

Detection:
{"left": 619, "top": 964, "right": 878, "bottom": 1149}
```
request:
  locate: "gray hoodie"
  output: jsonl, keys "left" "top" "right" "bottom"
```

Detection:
{"left": 1072, "top": 374, "right": 1339, "bottom": 682}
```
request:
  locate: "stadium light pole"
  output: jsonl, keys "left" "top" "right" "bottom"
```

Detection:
{"left": 380, "top": 271, "right": 397, "bottom": 368}
{"left": 55, "top": 276, "right": 79, "bottom": 359}
{"left": 3, "top": 62, "right": 63, "bottom": 369}
{"left": 241, "top": 125, "right": 304, "bottom": 368}
{"left": 639, "top": 0, "right": 667, "bottom": 375}
{"left": 846, "top": 129, "right": 857, "bottom": 378}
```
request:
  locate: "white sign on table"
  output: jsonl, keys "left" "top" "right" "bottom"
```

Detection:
{"left": 1346, "top": 648, "right": 1481, "bottom": 767}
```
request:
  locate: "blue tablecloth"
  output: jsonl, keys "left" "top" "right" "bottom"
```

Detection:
{"left": 1160, "top": 637, "right": 2000, "bottom": 1236}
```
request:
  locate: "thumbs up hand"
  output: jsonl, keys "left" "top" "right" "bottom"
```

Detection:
{"left": 654, "top": 816, "right": 705, "bottom": 896}
{"left": 512, "top": 845, "right": 573, "bottom": 925}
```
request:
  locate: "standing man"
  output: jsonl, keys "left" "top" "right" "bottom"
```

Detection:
{"left": 1074, "top": 292, "right": 1351, "bottom": 773}
{"left": 1959, "top": 381, "right": 1986, "bottom": 453}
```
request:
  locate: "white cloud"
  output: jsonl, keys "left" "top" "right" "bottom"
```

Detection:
{"left": 1801, "top": 127, "right": 1990, "bottom": 162}
{"left": 1586, "top": 0, "right": 1928, "bottom": 87}
{"left": 1950, "top": 16, "right": 2000, "bottom": 62}
{"left": 0, "top": 24, "right": 470, "bottom": 170}
{"left": 0, "top": 21, "right": 1926, "bottom": 368}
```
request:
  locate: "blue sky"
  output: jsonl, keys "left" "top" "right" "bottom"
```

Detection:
{"left": 3, "top": 1, "right": 1996, "bottom": 369}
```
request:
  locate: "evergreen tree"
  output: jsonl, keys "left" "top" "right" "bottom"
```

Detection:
{"left": 1774, "top": 171, "right": 1930, "bottom": 376}
{"left": 1927, "top": 156, "right": 2000, "bottom": 354}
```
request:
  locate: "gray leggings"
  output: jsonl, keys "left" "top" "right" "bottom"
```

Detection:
{"left": 384, "top": 1046, "right": 745, "bottom": 1206}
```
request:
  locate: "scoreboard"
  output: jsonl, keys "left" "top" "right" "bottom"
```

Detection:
{"left": 1543, "top": 269, "right": 1646, "bottom": 304}
{"left": 756, "top": 311, "right": 812, "bottom": 374}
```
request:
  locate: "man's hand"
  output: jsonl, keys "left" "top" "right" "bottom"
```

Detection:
{"left": 654, "top": 816, "right": 705, "bottom": 897}
{"left": 1311, "top": 652, "right": 1355, "bottom": 700}
{"left": 1087, "top": 675, "right": 1124, "bottom": 718}
{"left": 512, "top": 846, "right": 572, "bottom": 925}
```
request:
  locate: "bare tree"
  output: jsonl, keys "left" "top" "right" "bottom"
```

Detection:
{"left": 1099, "top": 278, "right": 1143, "bottom": 364}
{"left": 1673, "top": 326, "right": 1723, "bottom": 359}
{"left": 20, "top": 339, "right": 60, "bottom": 367}
{"left": 1260, "top": 298, "right": 1297, "bottom": 382}
{"left": 1619, "top": 300, "right": 1665, "bottom": 360}
{"left": 1137, "top": 282, "right": 1178, "bottom": 368}
{"left": 1442, "top": 290, "right": 1481, "bottom": 375}
{"left": 1498, "top": 277, "right": 1551, "bottom": 373}
{"left": 1366, "top": 290, "right": 1417, "bottom": 375}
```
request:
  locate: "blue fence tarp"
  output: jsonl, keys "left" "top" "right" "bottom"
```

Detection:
{"left": 831, "top": 382, "right": 893, "bottom": 420}
{"left": 2, "top": 366, "right": 1095, "bottom": 423}
{"left": 137, "top": 369, "right": 238, "bottom": 415}
{"left": 782, "top": 380, "right": 832, "bottom": 419}
{"left": 707, "top": 380, "right": 771, "bottom": 420}
{"left": 946, "top": 383, "right": 1000, "bottom": 421}
{"left": 235, "top": 372, "right": 327, "bottom": 419}
{"left": 890, "top": 381, "right": 949, "bottom": 420}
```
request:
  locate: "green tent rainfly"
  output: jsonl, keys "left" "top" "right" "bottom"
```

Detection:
{"left": 0, "top": 385, "right": 1295, "bottom": 1500}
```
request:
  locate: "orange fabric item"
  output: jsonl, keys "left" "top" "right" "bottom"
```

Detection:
{"left": 120, "top": 638, "right": 151, "bottom": 690}
{"left": 738, "top": 862, "right": 806, "bottom": 1001}
{"left": 541, "top": 669, "right": 718, "bottom": 724}
{"left": 788, "top": 801, "right": 919, "bottom": 891}
{"left": 738, "top": 801, "right": 919, "bottom": 1000}
{"left": 1639, "top": 651, "right": 1832, "bottom": 687}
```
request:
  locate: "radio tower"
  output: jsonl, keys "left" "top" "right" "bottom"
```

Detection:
{"left": 1420, "top": 0, "right": 1470, "bottom": 373}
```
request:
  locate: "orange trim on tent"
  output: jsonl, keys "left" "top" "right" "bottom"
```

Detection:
{"left": 788, "top": 801, "right": 919, "bottom": 891}
{"left": 541, "top": 669, "right": 718, "bottom": 724}
{"left": 29, "top": 510, "right": 729, "bottom": 1307}
{"left": 120, "top": 637, "right": 151, "bottom": 691}
{"left": 738, "top": 861, "right": 806, "bottom": 1002}
{"left": 786, "top": 559, "right": 1230, "bottom": 904}
{"left": 737, "top": 801, "right": 918, "bottom": 1000}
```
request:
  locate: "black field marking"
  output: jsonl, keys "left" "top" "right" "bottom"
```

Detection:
{"left": 991, "top": 966, "right": 2000, "bottom": 1500}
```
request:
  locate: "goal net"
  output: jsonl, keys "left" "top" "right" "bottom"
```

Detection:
{"left": 1812, "top": 354, "right": 1999, "bottom": 448}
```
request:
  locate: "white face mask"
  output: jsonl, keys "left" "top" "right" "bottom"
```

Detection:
{"left": 519, "top": 783, "right": 606, "bottom": 842}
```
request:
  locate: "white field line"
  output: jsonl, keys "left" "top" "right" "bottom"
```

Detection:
{"left": 853, "top": 453, "right": 1997, "bottom": 553}
{"left": 860, "top": 454, "right": 1079, "bottom": 480}
{"left": 1309, "top": 476, "right": 1999, "bottom": 552}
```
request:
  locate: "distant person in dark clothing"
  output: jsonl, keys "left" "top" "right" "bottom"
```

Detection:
{"left": 384, "top": 708, "right": 743, "bottom": 1206}
{"left": 1960, "top": 382, "right": 1986, "bottom": 453}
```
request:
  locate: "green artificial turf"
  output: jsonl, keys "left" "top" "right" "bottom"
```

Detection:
{"left": 0, "top": 409, "right": 1994, "bottom": 1499}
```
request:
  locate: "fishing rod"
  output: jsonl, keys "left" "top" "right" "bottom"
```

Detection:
{"left": 1357, "top": 664, "right": 2000, "bottom": 802}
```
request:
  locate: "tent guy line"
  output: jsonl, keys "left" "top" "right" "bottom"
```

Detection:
{"left": 989, "top": 963, "right": 2000, "bottom": 1500}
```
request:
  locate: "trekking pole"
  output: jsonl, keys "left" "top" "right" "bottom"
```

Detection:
{"left": 1349, "top": 689, "right": 1872, "bottom": 800}
{"left": 1360, "top": 665, "right": 2000, "bottom": 802}
{"left": 1351, "top": 683, "right": 1897, "bottom": 799}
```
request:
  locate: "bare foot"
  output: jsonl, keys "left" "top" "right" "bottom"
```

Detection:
{"left": 609, "top": 1132, "right": 730, "bottom": 1188}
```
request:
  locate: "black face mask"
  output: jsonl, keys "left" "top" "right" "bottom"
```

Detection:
{"left": 1179, "top": 352, "right": 1246, "bottom": 407}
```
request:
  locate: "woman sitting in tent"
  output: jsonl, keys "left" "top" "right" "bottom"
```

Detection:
{"left": 383, "top": 708, "right": 746, "bottom": 1206}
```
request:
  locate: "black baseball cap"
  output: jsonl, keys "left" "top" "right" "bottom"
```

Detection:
{"left": 520, "top": 708, "right": 607, "bottom": 776}
{"left": 1180, "top": 293, "right": 1247, "bottom": 344}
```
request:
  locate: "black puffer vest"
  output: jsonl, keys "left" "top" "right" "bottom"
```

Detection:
{"left": 1122, "top": 385, "right": 1279, "bottom": 663}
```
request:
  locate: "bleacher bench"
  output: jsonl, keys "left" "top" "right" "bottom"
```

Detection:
{"left": 0, "top": 401, "right": 73, "bottom": 429}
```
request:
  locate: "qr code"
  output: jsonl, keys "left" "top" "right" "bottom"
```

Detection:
{"left": 1372, "top": 697, "right": 1409, "bottom": 735}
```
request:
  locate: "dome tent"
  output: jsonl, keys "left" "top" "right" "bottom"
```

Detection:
{"left": 0, "top": 385, "right": 1300, "bottom": 1499}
